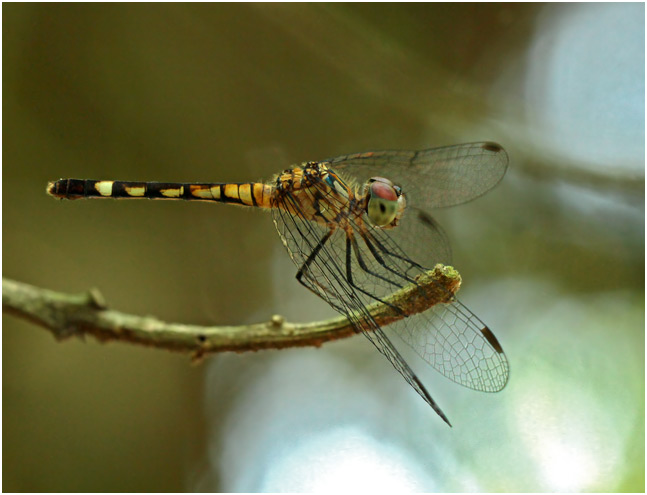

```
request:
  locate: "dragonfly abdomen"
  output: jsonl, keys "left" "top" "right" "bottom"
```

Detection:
{"left": 47, "top": 179, "right": 274, "bottom": 208}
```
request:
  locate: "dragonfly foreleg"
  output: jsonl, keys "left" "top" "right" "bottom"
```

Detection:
{"left": 345, "top": 236, "right": 405, "bottom": 316}
{"left": 360, "top": 228, "right": 420, "bottom": 285}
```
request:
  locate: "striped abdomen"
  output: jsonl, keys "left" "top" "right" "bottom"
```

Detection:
{"left": 46, "top": 179, "right": 275, "bottom": 209}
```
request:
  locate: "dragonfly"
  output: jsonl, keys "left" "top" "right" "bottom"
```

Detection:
{"left": 47, "top": 141, "right": 510, "bottom": 426}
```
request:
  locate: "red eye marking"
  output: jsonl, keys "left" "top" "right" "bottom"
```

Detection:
{"left": 370, "top": 180, "right": 398, "bottom": 201}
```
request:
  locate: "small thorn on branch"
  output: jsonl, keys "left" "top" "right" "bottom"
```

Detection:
{"left": 87, "top": 288, "right": 107, "bottom": 309}
{"left": 270, "top": 314, "right": 285, "bottom": 328}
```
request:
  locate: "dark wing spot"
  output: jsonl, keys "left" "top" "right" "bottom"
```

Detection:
{"left": 480, "top": 326, "right": 504, "bottom": 354}
{"left": 481, "top": 142, "right": 503, "bottom": 153}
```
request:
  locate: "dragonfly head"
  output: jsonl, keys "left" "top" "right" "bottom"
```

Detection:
{"left": 364, "top": 177, "right": 406, "bottom": 228}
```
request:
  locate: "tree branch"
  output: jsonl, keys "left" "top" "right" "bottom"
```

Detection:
{"left": 2, "top": 265, "right": 461, "bottom": 360}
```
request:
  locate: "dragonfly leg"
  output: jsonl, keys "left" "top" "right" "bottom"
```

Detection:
{"left": 346, "top": 236, "right": 405, "bottom": 315}
{"left": 360, "top": 228, "right": 420, "bottom": 284}
{"left": 294, "top": 230, "right": 349, "bottom": 312}
{"left": 295, "top": 230, "right": 333, "bottom": 284}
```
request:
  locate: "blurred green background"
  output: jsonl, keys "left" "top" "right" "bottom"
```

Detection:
{"left": 3, "top": 3, "right": 644, "bottom": 492}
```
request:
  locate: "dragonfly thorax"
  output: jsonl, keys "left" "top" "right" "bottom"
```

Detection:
{"left": 363, "top": 177, "right": 406, "bottom": 229}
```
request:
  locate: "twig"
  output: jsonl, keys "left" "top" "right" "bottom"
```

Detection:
{"left": 2, "top": 264, "right": 461, "bottom": 360}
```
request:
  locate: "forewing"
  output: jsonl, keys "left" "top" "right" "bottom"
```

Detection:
{"left": 326, "top": 142, "right": 507, "bottom": 268}
{"left": 326, "top": 142, "right": 509, "bottom": 210}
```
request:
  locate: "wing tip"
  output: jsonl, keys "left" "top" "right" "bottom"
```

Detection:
{"left": 480, "top": 325, "right": 505, "bottom": 354}
{"left": 411, "top": 371, "right": 453, "bottom": 426}
{"left": 479, "top": 324, "right": 511, "bottom": 390}
{"left": 442, "top": 414, "right": 453, "bottom": 428}
{"left": 480, "top": 142, "right": 509, "bottom": 169}
{"left": 481, "top": 142, "right": 503, "bottom": 153}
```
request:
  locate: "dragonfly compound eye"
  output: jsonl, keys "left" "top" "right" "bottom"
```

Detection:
{"left": 367, "top": 178, "right": 400, "bottom": 227}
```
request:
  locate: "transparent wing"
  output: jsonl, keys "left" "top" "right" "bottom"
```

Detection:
{"left": 270, "top": 180, "right": 453, "bottom": 425}
{"left": 387, "top": 299, "right": 509, "bottom": 392}
{"left": 270, "top": 170, "right": 509, "bottom": 423}
{"left": 326, "top": 142, "right": 509, "bottom": 210}
{"left": 325, "top": 142, "right": 508, "bottom": 269}
{"left": 355, "top": 222, "right": 509, "bottom": 392}
{"left": 394, "top": 206, "right": 453, "bottom": 267}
